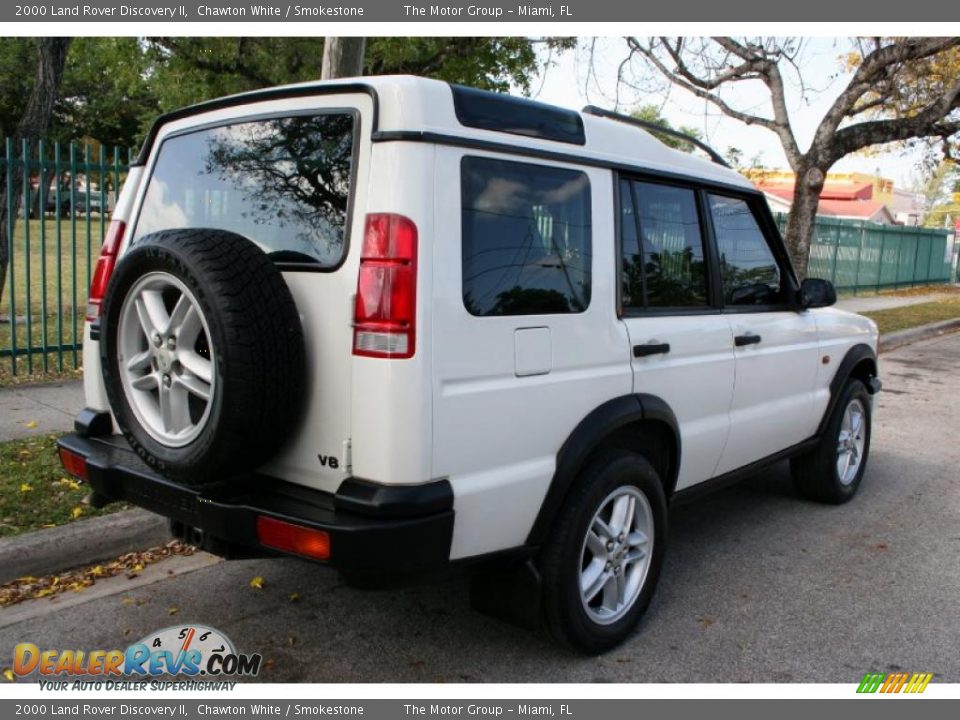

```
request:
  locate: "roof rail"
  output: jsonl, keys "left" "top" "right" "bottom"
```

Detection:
{"left": 581, "top": 105, "right": 731, "bottom": 169}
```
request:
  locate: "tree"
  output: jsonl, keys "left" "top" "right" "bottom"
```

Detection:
{"left": 0, "top": 38, "right": 72, "bottom": 305}
{"left": 321, "top": 37, "right": 366, "bottom": 79}
{"left": 146, "top": 37, "right": 575, "bottom": 112}
{"left": 630, "top": 104, "right": 702, "bottom": 153}
{"left": 919, "top": 160, "right": 960, "bottom": 228}
{"left": 620, "top": 37, "right": 960, "bottom": 277}
{"left": 55, "top": 37, "right": 157, "bottom": 149}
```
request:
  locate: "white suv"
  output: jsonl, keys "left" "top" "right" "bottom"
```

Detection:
{"left": 58, "top": 76, "right": 881, "bottom": 653}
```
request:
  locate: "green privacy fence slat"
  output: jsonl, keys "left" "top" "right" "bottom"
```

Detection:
{"left": 2, "top": 141, "right": 957, "bottom": 377}
{"left": 772, "top": 212, "right": 954, "bottom": 292}
{"left": 2, "top": 138, "right": 131, "bottom": 376}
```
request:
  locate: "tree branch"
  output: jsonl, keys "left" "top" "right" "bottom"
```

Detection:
{"left": 626, "top": 37, "right": 803, "bottom": 167}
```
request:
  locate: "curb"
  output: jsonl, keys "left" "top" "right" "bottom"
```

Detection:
{"left": 878, "top": 317, "right": 960, "bottom": 353}
{"left": 0, "top": 509, "right": 170, "bottom": 584}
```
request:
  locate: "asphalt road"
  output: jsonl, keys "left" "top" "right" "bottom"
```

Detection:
{"left": 3, "top": 332, "right": 959, "bottom": 683}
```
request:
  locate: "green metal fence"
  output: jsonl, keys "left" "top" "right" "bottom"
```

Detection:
{"left": 773, "top": 213, "right": 955, "bottom": 292}
{"left": 1, "top": 139, "right": 133, "bottom": 378}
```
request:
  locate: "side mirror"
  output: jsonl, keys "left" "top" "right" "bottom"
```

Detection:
{"left": 799, "top": 277, "right": 836, "bottom": 309}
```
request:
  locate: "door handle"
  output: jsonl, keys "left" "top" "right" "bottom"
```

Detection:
{"left": 734, "top": 334, "right": 762, "bottom": 347}
{"left": 633, "top": 342, "right": 671, "bottom": 358}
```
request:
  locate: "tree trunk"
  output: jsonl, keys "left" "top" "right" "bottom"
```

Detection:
{"left": 321, "top": 38, "right": 366, "bottom": 80}
{"left": 0, "top": 38, "right": 71, "bottom": 307}
{"left": 783, "top": 164, "right": 826, "bottom": 280}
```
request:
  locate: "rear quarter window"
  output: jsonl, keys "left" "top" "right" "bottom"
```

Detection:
{"left": 133, "top": 112, "right": 356, "bottom": 267}
{"left": 461, "top": 156, "right": 592, "bottom": 316}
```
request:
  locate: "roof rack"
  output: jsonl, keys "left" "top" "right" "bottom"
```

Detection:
{"left": 581, "top": 105, "right": 731, "bottom": 169}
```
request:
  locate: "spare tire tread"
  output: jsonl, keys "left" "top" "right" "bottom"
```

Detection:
{"left": 100, "top": 229, "right": 306, "bottom": 483}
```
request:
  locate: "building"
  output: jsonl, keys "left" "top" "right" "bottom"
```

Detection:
{"left": 745, "top": 169, "right": 921, "bottom": 226}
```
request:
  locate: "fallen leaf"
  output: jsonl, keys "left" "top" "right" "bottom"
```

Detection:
{"left": 71, "top": 507, "right": 83, "bottom": 519}
{"left": 249, "top": 576, "right": 265, "bottom": 589}
{"left": 19, "top": 484, "right": 33, "bottom": 493}
{"left": 288, "top": 592, "right": 300, "bottom": 602}
{"left": 25, "top": 421, "right": 38, "bottom": 429}
{"left": 2, "top": 668, "right": 13, "bottom": 682}
{"left": 698, "top": 616, "right": 715, "bottom": 628}
{"left": 287, "top": 636, "right": 296, "bottom": 646}
{"left": 0, "top": 541, "right": 195, "bottom": 608}
{"left": 168, "top": 607, "right": 178, "bottom": 616}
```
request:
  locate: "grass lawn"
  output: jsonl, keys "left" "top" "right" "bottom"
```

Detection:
{"left": 1, "top": 217, "right": 101, "bottom": 382}
{"left": 3, "top": 216, "right": 104, "bottom": 315}
{"left": 862, "top": 297, "right": 960, "bottom": 334}
{"left": 0, "top": 434, "right": 127, "bottom": 538}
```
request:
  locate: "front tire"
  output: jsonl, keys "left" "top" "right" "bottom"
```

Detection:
{"left": 792, "top": 379, "right": 872, "bottom": 504}
{"left": 539, "top": 449, "right": 667, "bottom": 654}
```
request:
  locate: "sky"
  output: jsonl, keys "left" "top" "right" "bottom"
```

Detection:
{"left": 530, "top": 37, "right": 930, "bottom": 190}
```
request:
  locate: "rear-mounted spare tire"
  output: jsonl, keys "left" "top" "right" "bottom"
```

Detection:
{"left": 100, "top": 229, "right": 306, "bottom": 483}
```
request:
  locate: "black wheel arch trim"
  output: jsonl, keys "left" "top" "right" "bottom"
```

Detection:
{"left": 818, "top": 343, "right": 879, "bottom": 435}
{"left": 526, "top": 394, "right": 681, "bottom": 546}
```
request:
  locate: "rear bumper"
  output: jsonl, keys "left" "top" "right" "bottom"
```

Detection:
{"left": 56, "top": 432, "right": 454, "bottom": 583}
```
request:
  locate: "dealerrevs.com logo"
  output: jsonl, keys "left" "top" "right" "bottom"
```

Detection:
{"left": 13, "top": 625, "right": 261, "bottom": 690}
{"left": 856, "top": 672, "right": 933, "bottom": 694}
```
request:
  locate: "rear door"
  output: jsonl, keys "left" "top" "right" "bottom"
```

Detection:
{"left": 707, "top": 193, "right": 820, "bottom": 475}
{"left": 618, "top": 177, "right": 736, "bottom": 491}
{"left": 128, "top": 92, "right": 373, "bottom": 492}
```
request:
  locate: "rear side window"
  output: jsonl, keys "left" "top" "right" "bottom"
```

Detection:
{"left": 461, "top": 156, "right": 592, "bottom": 316}
{"left": 133, "top": 112, "right": 356, "bottom": 266}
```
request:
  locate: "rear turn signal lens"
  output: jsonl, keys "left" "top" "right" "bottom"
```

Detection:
{"left": 86, "top": 220, "right": 127, "bottom": 322}
{"left": 353, "top": 213, "right": 417, "bottom": 359}
{"left": 256, "top": 516, "right": 331, "bottom": 561}
{"left": 58, "top": 447, "right": 88, "bottom": 481}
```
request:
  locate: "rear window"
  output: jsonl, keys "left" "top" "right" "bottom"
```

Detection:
{"left": 133, "top": 112, "right": 356, "bottom": 266}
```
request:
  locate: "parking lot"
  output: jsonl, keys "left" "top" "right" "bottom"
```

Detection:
{"left": 2, "top": 331, "right": 959, "bottom": 683}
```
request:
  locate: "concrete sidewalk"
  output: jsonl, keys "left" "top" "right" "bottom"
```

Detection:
{"left": 0, "top": 379, "right": 85, "bottom": 442}
{"left": 835, "top": 289, "right": 956, "bottom": 314}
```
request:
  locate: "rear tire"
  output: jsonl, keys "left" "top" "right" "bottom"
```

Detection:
{"left": 100, "top": 229, "right": 305, "bottom": 483}
{"left": 791, "top": 379, "right": 872, "bottom": 504}
{"left": 539, "top": 449, "right": 667, "bottom": 654}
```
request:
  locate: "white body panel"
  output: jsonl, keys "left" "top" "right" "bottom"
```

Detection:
{"left": 716, "top": 311, "right": 821, "bottom": 474}
{"left": 350, "top": 141, "right": 436, "bottom": 486}
{"left": 623, "top": 316, "right": 735, "bottom": 491}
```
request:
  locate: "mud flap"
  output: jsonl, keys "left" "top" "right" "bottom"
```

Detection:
{"left": 468, "top": 558, "right": 543, "bottom": 632}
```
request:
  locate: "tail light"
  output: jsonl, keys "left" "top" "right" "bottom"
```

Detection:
{"left": 353, "top": 213, "right": 418, "bottom": 359}
{"left": 86, "top": 220, "right": 126, "bottom": 322}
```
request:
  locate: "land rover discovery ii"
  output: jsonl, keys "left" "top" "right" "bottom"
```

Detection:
{"left": 58, "top": 76, "right": 881, "bottom": 653}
